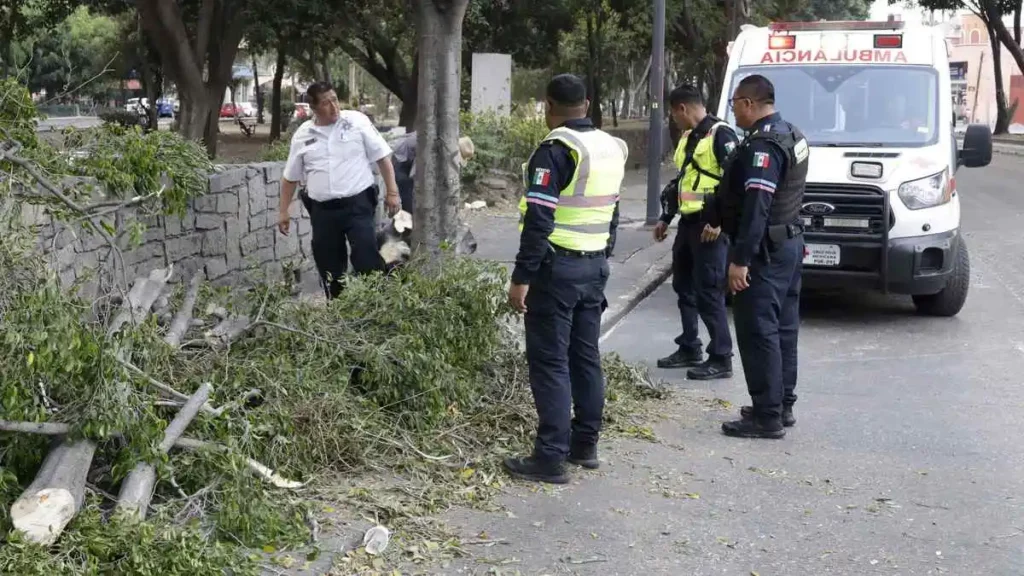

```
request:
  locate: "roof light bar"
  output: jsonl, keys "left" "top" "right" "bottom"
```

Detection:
{"left": 769, "top": 35, "right": 796, "bottom": 49}
{"left": 769, "top": 20, "right": 906, "bottom": 32}
{"left": 874, "top": 34, "right": 903, "bottom": 48}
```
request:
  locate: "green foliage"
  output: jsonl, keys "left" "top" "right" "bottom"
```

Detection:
{"left": 98, "top": 109, "right": 144, "bottom": 128}
{"left": 0, "top": 500, "right": 260, "bottom": 575}
{"left": 0, "top": 78, "right": 41, "bottom": 150}
{"left": 460, "top": 110, "right": 549, "bottom": 184}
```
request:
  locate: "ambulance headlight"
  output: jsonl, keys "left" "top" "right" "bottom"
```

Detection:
{"left": 898, "top": 169, "right": 952, "bottom": 210}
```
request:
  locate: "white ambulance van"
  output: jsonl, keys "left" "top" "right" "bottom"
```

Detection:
{"left": 718, "top": 19, "right": 993, "bottom": 316}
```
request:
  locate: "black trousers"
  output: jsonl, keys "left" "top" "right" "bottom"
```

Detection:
{"left": 733, "top": 235, "right": 803, "bottom": 419}
{"left": 524, "top": 250, "right": 610, "bottom": 462}
{"left": 672, "top": 218, "right": 733, "bottom": 359}
{"left": 303, "top": 186, "right": 382, "bottom": 299}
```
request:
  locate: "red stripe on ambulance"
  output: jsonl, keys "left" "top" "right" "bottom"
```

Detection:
{"left": 760, "top": 49, "right": 907, "bottom": 64}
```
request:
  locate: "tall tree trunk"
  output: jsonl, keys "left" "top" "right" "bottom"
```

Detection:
{"left": 413, "top": 0, "right": 470, "bottom": 256}
{"left": 321, "top": 46, "right": 332, "bottom": 84}
{"left": 585, "top": 10, "right": 603, "bottom": 128}
{"left": 399, "top": 54, "right": 420, "bottom": 128}
{"left": 984, "top": 3, "right": 1024, "bottom": 94}
{"left": 988, "top": 19, "right": 1010, "bottom": 135}
{"left": 270, "top": 40, "right": 286, "bottom": 142}
{"left": 253, "top": 56, "right": 264, "bottom": 124}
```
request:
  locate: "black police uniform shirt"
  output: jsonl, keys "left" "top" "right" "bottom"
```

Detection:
{"left": 729, "top": 112, "right": 789, "bottom": 268}
{"left": 659, "top": 114, "right": 739, "bottom": 228}
{"left": 511, "top": 118, "right": 620, "bottom": 286}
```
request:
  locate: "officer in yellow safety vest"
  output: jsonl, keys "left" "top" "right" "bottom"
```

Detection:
{"left": 653, "top": 84, "right": 739, "bottom": 380}
{"left": 504, "top": 73, "right": 627, "bottom": 485}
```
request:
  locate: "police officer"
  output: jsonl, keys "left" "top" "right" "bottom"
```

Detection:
{"left": 717, "top": 74, "right": 808, "bottom": 439}
{"left": 279, "top": 82, "right": 401, "bottom": 300}
{"left": 504, "top": 74, "right": 627, "bottom": 484}
{"left": 654, "top": 84, "right": 738, "bottom": 380}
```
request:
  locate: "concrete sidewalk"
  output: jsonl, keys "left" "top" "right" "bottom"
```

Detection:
{"left": 464, "top": 165, "right": 677, "bottom": 336}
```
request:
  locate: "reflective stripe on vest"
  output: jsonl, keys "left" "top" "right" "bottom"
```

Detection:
{"left": 678, "top": 121, "right": 729, "bottom": 215}
{"left": 518, "top": 127, "right": 627, "bottom": 252}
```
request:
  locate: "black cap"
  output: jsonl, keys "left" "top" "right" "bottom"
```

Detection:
{"left": 546, "top": 74, "right": 587, "bottom": 107}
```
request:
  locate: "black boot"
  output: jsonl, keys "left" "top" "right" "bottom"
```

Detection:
{"left": 502, "top": 455, "right": 569, "bottom": 484}
{"left": 741, "top": 404, "right": 795, "bottom": 427}
{"left": 567, "top": 444, "right": 600, "bottom": 470}
{"left": 722, "top": 416, "right": 786, "bottom": 439}
{"left": 657, "top": 348, "right": 703, "bottom": 369}
{"left": 686, "top": 357, "right": 733, "bottom": 380}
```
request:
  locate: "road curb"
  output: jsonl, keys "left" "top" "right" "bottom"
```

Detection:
{"left": 992, "top": 143, "right": 1024, "bottom": 157}
{"left": 600, "top": 250, "right": 674, "bottom": 337}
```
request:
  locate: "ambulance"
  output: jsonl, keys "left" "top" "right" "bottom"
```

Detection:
{"left": 718, "top": 19, "right": 993, "bottom": 316}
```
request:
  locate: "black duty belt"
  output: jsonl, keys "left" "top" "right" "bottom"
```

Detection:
{"left": 551, "top": 245, "right": 606, "bottom": 259}
{"left": 301, "top": 185, "right": 376, "bottom": 210}
{"left": 767, "top": 222, "right": 805, "bottom": 244}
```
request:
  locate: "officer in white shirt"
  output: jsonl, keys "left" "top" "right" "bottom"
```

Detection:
{"left": 279, "top": 82, "right": 401, "bottom": 299}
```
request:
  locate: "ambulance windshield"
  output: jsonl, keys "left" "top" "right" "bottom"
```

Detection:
{"left": 725, "top": 65, "right": 939, "bottom": 148}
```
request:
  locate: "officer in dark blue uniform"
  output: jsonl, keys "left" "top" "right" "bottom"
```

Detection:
{"left": 504, "top": 74, "right": 627, "bottom": 484}
{"left": 655, "top": 84, "right": 738, "bottom": 380}
{"left": 717, "top": 74, "right": 809, "bottom": 439}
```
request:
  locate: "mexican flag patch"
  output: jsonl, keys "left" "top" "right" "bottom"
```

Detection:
{"left": 532, "top": 168, "right": 551, "bottom": 187}
{"left": 752, "top": 151, "right": 770, "bottom": 168}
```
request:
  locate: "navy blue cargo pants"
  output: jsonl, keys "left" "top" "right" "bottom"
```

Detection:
{"left": 524, "top": 250, "right": 610, "bottom": 462}
{"left": 673, "top": 218, "right": 733, "bottom": 359}
{"left": 732, "top": 235, "right": 803, "bottom": 420}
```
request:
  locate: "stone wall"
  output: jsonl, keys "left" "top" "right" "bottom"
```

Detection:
{"left": 606, "top": 124, "right": 672, "bottom": 171}
{"left": 37, "top": 162, "right": 313, "bottom": 293}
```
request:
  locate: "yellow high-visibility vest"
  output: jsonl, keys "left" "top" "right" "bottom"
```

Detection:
{"left": 676, "top": 121, "right": 729, "bottom": 215}
{"left": 518, "top": 127, "right": 627, "bottom": 252}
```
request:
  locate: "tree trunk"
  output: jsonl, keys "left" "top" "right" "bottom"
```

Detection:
{"left": 984, "top": 16, "right": 1010, "bottom": 134}
{"left": 985, "top": 4, "right": 1024, "bottom": 98}
{"left": 254, "top": 56, "right": 264, "bottom": 124}
{"left": 399, "top": 54, "right": 421, "bottom": 129}
{"left": 270, "top": 40, "right": 287, "bottom": 142}
{"left": 10, "top": 439, "right": 96, "bottom": 546}
{"left": 412, "top": 0, "right": 470, "bottom": 256}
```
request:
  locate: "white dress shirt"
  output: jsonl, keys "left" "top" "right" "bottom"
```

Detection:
{"left": 282, "top": 110, "right": 392, "bottom": 201}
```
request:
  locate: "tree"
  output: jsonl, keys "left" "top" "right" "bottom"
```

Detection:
{"left": 413, "top": 0, "right": 470, "bottom": 255}
{"left": 896, "top": 0, "right": 1024, "bottom": 133}
{"left": 133, "top": 0, "right": 247, "bottom": 157}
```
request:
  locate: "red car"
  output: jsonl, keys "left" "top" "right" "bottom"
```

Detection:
{"left": 220, "top": 103, "right": 240, "bottom": 118}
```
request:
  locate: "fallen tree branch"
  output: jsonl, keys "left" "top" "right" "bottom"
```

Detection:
{"left": 165, "top": 274, "right": 202, "bottom": 347}
{"left": 174, "top": 437, "right": 305, "bottom": 489}
{"left": 0, "top": 420, "right": 72, "bottom": 435}
{"left": 107, "top": 266, "right": 174, "bottom": 335}
{"left": 203, "top": 314, "right": 253, "bottom": 349}
{"left": 116, "top": 382, "right": 212, "bottom": 519}
{"left": 10, "top": 438, "right": 97, "bottom": 545}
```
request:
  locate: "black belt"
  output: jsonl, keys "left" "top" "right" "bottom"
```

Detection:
{"left": 551, "top": 245, "right": 606, "bottom": 259}
{"left": 301, "top": 185, "right": 376, "bottom": 210}
{"left": 767, "top": 222, "right": 804, "bottom": 244}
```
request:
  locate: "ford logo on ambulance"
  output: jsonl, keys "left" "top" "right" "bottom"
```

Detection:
{"left": 802, "top": 202, "right": 835, "bottom": 215}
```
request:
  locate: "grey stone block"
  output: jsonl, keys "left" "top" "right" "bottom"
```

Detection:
{"left": 217, "top": 192, "right": 240, "bottom": 215}
{"left": 256, "top": 228, "right": 275, "bottom": 249}
{"left": 255, "top": 246, "right": 276, "bottom": 264}
{"left": 297, "top": 217, "right": 311, "bottom": 236}
{"left": 237, "top": 186, "right": 250, "bottom": 219}
{"left": 300, "top": 234, "right": 312, "bottom": 258}
{"left": 165, "top": 215, "right": 184, "bottom": 236}
{"left": 196, "top": 213, "right": 223, "bottom": 230}
{"left": 246, "top": 167, "right": 260, "bottom": 181}
{"left": 202, "top": 228, "right": 227, "bottom": 257}
{"left": 204, "top": 256, "right": 229, "bottom": 280}
{"left": 225, "top": 218, "right": 243, "bottom": 268}
{"left": 194, "top": 194, "right": 218, "bottom": 213}
{"left": 165, "top": 235, "right": 202, "bottom": 262}
{"left": 248, "top": 185, "right": 268, "bottom": 216}
{"left": 240, "top": 233, "right": 259, "bottom": 256}
{"left": 209, "top": 168, "right": 246, "bottom": 192}
{"left": 263, "top": 163, "right": 284, "bottom": 184}
{"left": 275, "top": 233, "right": 299, "bottom": 259}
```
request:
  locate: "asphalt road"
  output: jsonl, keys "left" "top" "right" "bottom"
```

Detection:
{"left": 437, "top": 153, "right": 1024, "bottom": 576}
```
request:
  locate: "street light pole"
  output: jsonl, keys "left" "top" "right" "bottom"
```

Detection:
{"left": 646, "top": 0, "right": 666, "bottom": 226}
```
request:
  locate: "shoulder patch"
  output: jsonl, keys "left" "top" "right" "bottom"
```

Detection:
{"left": 724, "top": 141, "right": 736, "bottom": 154}
{"left": 794, "top": 138, "right": 810, "bottom": 163}
{"left": 752, "top": 151, "right": 770, "bottom": 168}
{"left": 532, "top": 168, "right": 552, "bottom": 187}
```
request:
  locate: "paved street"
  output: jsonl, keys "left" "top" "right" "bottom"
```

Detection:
{"left": 437, "top": 153, "right": 1024, "bottom": 575}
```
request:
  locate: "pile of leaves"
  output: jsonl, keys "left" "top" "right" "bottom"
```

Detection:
{"left": 0, "top": 78, "right": 668, "bottom": 575}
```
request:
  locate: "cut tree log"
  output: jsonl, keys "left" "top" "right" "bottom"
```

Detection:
{"left": 10, "top": 438, "right": 97, "bottom": 546}
{"left": 0, "top": 420, "right": 72, "bottom": 435}
{"left": 164, "top": 274, "right": 202, "bottom": 347}
{"left": 115, "top": 382, "right": 212, "bottom": 519}
{"left": 107, "top": 266, "right": 174, "bottom": 336}
{"left": 204, "top": 315, "right": 252, "bottom": 349}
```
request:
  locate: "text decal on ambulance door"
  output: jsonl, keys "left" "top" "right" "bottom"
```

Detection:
{"left": 760, "top": 50, "right": 908, "bottom": 64}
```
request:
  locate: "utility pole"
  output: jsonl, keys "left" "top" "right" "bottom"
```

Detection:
{"left": 646, "top": 0, "right": 666, "bottom": 226}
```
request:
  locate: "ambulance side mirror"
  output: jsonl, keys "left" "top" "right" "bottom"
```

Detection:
{"left": 958, "top": 124, "right": 992, "bottom": 169}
